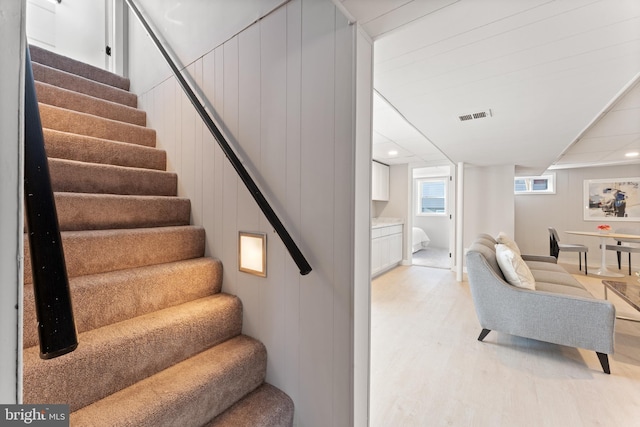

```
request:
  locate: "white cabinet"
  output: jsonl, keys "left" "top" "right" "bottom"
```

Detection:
{"left": 371, "top": 223, "right": 403, "bottom": 276}
{"left": 371, "top": 161, "right": 389, "bottom": 201}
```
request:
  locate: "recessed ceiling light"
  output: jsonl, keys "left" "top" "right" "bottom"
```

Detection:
{"left": 388, "top": 150, "right": 398, "bottom": 156}
{"left": 625, "top": 151, "right": 639, "bottom": 158}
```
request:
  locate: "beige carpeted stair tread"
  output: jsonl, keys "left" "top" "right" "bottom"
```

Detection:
{"left": 44, "top": 128, "right": 166, "bottom": 170}
{"left": 24, "top": 225, "right": 206, "bottom": 283}
{"left": 32, "top": 62, "right": 136, "bottom": 107}
{"left": 53, "top": 192, "right": 191, "bottom": 231}
{"left": 24, "top": 294, "right": 244, "bottom": 412}
{"left": 49, "top": 158, "right": 177, "bottom": 196}
{"left": 69, "top": 336, "right": 267, "bottom": 427}
{"left": 36, "top": 81, "right": 145, "bottom": 126}
{"left": 40, "top": 103, "right": 155, "bottom": 147}
{"left": 24, "top": 258, "right": 223, "bottom": 348}
{"left": 206, "top": 383, "right": 294, "bottom": 427}
{"left": 30, "top": 44, "right": 130, "bottom": 91}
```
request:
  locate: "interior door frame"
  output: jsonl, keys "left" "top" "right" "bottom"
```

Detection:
{"left": 106, "top": 0, "right": 128, "bottom": 75}
{"left": 409, "top": 163, "right": 456, "bottom": 270}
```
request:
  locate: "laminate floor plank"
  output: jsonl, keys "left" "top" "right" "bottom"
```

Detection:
{"left": 371, "top": 265, "right": 640, "bottom": 426}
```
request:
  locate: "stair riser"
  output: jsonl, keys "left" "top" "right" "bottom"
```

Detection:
{"left": 49, "top": 158, "right": 177, "bottom": 196}
{"left": 40, "top": 104, "right": 155, "bottom": 147}
{"left": 206, "top": 384, "right": 295, "bottom": 427}
{"left": 69, "top": 337, "right": 267, "bottom": 426}
{"left": 53, "top": 193, "right": 191, "bottom": 231}
{"left": 24, "top": 258, "right": 223, "bottom": 349}
{"left": 36, "top": 81, "right": 146, "bottom": 126}
{"left": 33, "top": 62, "right": 136, "bottom": 107}
{"left": 30, "top": 45, "right": 130, "bottom": 91}
{"left": 24, "top": 295, "right": 243, "bottom": 412}
{"left": 23, "top": 226, "right": 205, "bottom": 284}
{"left": 44, "top": 129, "right": 166, "bottom": 171}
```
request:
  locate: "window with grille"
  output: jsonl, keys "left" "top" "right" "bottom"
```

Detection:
{"left": 514, "top": 174, "right": 555, "bottom": 194}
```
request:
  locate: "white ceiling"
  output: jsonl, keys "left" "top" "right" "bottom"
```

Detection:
{"left": 339, "top": 0, "right": 640, "bottom": 173}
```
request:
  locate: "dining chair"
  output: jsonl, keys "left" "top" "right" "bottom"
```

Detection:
{"left": 604, "top": 228, "right": 640, "bottom": 275}
{"left": 548, "top": 227, "right": 588, "bottom": 274}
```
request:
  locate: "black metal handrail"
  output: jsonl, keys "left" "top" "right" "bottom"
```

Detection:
{"left": 124, "top": 0, "right": 312, "bottom": 275}
{"left": 24, "top": 47, "right": 78, "bottom": 359}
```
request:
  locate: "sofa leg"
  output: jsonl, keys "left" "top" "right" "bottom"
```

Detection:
{"left": 596, "top": 352, "right": 610, "bottom": 374}
{"left": 478, "top": 329, "right": 491, "bottom": 342}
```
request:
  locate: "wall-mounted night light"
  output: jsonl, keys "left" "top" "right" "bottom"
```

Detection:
{"left": 238, "top": 232, "right": 267, "bottom": 277}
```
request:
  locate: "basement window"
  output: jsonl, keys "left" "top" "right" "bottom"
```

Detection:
{"left": 514, "top": 174, "right": 556, "bottom": 194}
{"left": 416, "top": 178, "right": 448, "bottom": 215}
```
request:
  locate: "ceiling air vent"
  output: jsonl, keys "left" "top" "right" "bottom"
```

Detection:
{"left": 458, "top": 109, "right": 492, "bottom": 122}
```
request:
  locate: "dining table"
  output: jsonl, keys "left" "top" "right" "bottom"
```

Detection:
{"left": 565, "top": 230, "right": 640, "bottom": 277}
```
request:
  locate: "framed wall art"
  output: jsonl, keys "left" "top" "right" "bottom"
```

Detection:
{"left": 583, "top": 177, "right": 640, "bottom": 221}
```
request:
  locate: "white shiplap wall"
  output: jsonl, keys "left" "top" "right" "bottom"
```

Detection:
{"left": 0, "top": 0, "right": 25, "bottom": 403}
{"left": 135, "top": 1, "right": 369, "bottom": 424}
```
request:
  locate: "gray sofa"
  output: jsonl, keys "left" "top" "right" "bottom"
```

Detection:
{"left": 466, "top": 233, "right": 616, "bottom": 374}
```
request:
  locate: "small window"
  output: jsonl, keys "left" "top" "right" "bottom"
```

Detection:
{"left": 416, "top": 178, "right": 447, "bottom": 215}
{"left": 514, "top": 174, "right": 555, "bottom": 194}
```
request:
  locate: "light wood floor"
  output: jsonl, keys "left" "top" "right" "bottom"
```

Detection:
{"left": 370, "top": 264, "right": 640, "bottom": 426}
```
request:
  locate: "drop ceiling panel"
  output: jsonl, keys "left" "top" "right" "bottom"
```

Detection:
{"left": 372, "top": 131, "right": 394, "bottom": 145}
{"left": 614, "top": 82, "right": 640, "bottom": 109}
{"left": 372, "top": 91, "right": 449, "bottom": 164}
{"left": 569, "top": 135, "right": 639, "bottom": 154}
{"left": 583, "top": 108, "right": 640, "bottom": 138}
{"left": 600, "top": 148, "right": 640, "bottom": 163}
{"left": 553, "top": 151, "right": 610, "bottom": 165}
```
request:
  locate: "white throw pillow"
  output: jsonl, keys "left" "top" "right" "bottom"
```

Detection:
{"left": 495, "top": 244, "right": 536, "bottom": 290}
{"left": 496, "top": 232, "right": 521, "bottom": 256}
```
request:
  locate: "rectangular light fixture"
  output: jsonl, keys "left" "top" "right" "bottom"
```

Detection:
{"left": 238, "top": 232, "right": 267, "bottom": 277}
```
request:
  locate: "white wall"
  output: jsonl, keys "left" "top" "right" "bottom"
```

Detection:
{"left": 0, "top": 0, "right": 25, "bottom": 404}
{"left": 26, "top": 0, "right": 106, "bottom": 69}
{"left": 128, "top": 0, "right": 286, "bottom": 95}
{"left": 376, "top": 163, "right": 408, "bottom": 220}
{"left": 413, "top": 216, "right": 449, "bottom": 249}
{"left": 132, "top": 1, "right": 370, "bottom": 425}
{"left": 463, "top": 164, "right": 515, "bottom": 249}
{"left": 516, "top": 164, "right": 640, "bottom": 268}
{"left": 354, "top": 26, "right": 373, "bottom": 427}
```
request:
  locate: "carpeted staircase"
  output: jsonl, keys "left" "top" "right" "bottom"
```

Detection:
{"left": 22, "top": 45, "right": 294, "bottom": 427}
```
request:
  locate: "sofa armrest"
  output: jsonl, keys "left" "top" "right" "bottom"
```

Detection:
{"left": 497, "top": 288, "right": 615, "bottom": 354}
{"left": 521, "top": 254, "right": 557, "bottom": 263}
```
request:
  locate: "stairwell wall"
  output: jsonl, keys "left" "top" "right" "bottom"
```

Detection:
{"left": 131, "top": 0, "right": 370, "bottom": 425}
{"left": 0, "top": 0, "right": 25, "bottom": 404}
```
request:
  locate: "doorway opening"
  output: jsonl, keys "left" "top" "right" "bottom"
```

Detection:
{"left": 410, "top": 165, "right": 455, "bottom": 269}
